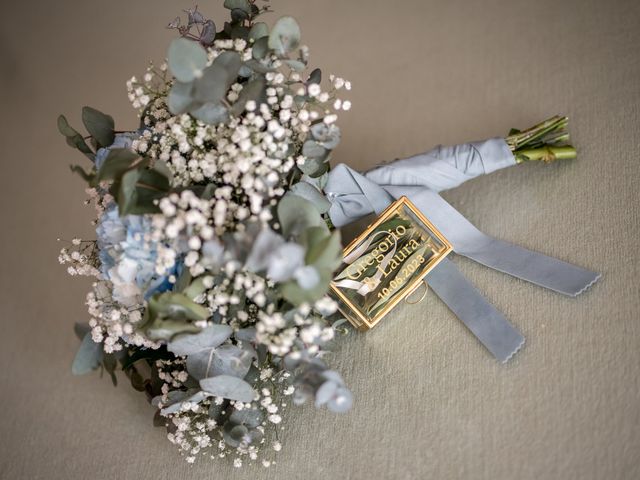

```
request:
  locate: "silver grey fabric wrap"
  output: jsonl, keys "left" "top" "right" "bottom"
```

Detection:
{"left": 325, "top": 138, "right": 600, "bottom": 362}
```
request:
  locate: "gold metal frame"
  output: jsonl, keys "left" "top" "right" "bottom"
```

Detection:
{"left": 329, "top": 196, "right": 453, "bottom": 331}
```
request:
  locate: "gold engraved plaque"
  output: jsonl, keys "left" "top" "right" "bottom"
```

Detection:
{"left": 330, "top": 197, "right": 453, "bottom": 331}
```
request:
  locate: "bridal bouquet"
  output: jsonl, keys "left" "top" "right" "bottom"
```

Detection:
{"left": 59, "top": 1, "right": 353, "bottom": 467}
{"left": 59, "top": 0, "right": 599, "bottom": 469}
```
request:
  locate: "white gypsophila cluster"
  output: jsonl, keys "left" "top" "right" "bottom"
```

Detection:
{"left": 156, "top": 356, "right": 294, "bottom": 466}
{"left": 128, "top": 39, "right": 350, "bottom": 235}
{"left": 85, "top": 281, "right": 159, "bottom": 352}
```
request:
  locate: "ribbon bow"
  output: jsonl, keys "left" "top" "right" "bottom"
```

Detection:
{"left": 325, "top": 138, "right": 600, "bottom": 362}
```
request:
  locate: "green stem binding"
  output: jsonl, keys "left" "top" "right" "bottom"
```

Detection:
{"left": 505, "top": 115, "right": 577, "bottom": 164}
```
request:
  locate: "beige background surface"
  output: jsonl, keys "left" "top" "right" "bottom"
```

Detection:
{"left": 1, "top": 0, "right": 639, "bottom": 479}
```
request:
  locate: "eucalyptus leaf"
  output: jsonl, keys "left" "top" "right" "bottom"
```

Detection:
{"left": 269, "top": 16, "right": 301, "bottom": 56}
{"left": 284, "top": 59, "right": 306, "bottom": 72}
{"left": 72, "top": 332, "right": 103, "bottom": 375}
{"left": 230, "top": 77, "right": 265, "bottom": 116}
{"left": 223, "top": 0, "right": 251, "bottom": 15}
{"left": 81, "top": 106, "right": 115, "bottom": 148}
{"left": 298, "top": 156, "right": 329, "bottom": 177}
{"left": 289, "top": 183, "right": 331, "bottom": 214}
{"left": 74, "top": 322, "right": 91, "bottom": 341}
{"left": 96, "top": 149, "right": 138, "bottom": 182}
{"left": 200, "top": 375, "right": 256, "bottom": 403}
{"left": 248, "top": 22, "right": 269, "bottom": 41}
{"left": 58, "top": 115, "right": 94, "bottom": 159}
{"left": 168, "top": 81, "right": 195, "bottom": 114}
{"left": 191, "top": 103, "right": 229, "bottom": 125}
{"left": 143, "top": 318, "right": 201, "bottom": 342}
{"left": 251, "top": 37, "right": 269, "bottom": 60}
{"left": 327, "top": 388, "right": 353, "bottom": 413}
{"left": 201, "top": 20, "right": 216, "bottom": 46}
{"left": 118, "top": 169, "right": 140, "bottom": 215}
{"left": 167, "top": 37, "right": 208, "bottom": 83}
{"left": 302, "top": 139, "right": 329, "bottom": 159}
{"left": 167, "top": 324, "right": 233, "bottom": 356}
{"left": 307, "top": 68, "right": 322, "bottom": 85}
{"left": 193, "top": 65, "right": 231, "bottom": 104}
{"left": 187, "top": 345, "right": 253, "bottom": 380}
{"left": 305, "top": 229, "right": 342, "bottom": 271}
{"left": 314, "top": 380, "right": 338, "bottom": 407}
{"left": 311, "top": 123, "right": 341, "bottom": 149}
{"left": 231, "top": 8, "right": 249, "bottom": 22}
{"left": 229, "top": 408, "right": 263, "bottom": 428}
{"left": 277, "top": 195, "right": 326, "bottom": 237}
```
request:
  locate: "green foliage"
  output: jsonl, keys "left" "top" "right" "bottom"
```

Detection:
{"left": 57, "top": 114, "right": 95, "bottom": 161}
{"left": 200, "top": 375, "right": 256, "bottom": 403}
{"left": 167, "top": 37, "right": 208, "bottom": 83}
{"left": 277, "top": 194, "right": 327, "bottom": 237}
{"left": 268, "top": 16, "right": 301, "bottom": 55}
{"left": 72, "top": 332, "right": 103, "bottom": 375}
{"left": 167, "top": 325, "right": 233, "bottom": 356}
{"left": 290, "top": 181, "right": 332, "bottom": 214}
{"left": 139, "top": 292, "right": 210, "bottom": 341}
{"left": 81, "top": 106, "right": 115, "bottom": 148}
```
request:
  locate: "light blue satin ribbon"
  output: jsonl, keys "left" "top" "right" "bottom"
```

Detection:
{"left": 325, "top": 138, "right": 600, "bottom": 362}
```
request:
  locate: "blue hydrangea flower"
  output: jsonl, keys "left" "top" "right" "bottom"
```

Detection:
{"left": 96, "top": 204, "right": 177, "bottom": 305}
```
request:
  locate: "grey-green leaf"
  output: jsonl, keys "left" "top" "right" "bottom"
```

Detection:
{"left": 302, "top": 139, "right": 329, "bottom": 159}
{"left": 168, "top": 81, "right": 195, "bottom": 114}
{"left": 168, "top": 37, "right": 208, "bottom": 83}
{"left": 277, "top": 194, "right": 326, "bottom": 237}
{"left": 248, "top": 22, "right": 269, "bottom": 42}
{"left": 81, "top": 106, "right": 115, "bottom": 148}
{"left": 96, "top": 148, "right": 138, "bottom": 182}
{"left": 230, "top": 77, "right": 265, "bottom": 116}
{"left": 200, "top": 375, "right": 256, "bottom": 402}
{"left": 167, "top": 324, "right": 233, "bottom": 356}
{"left": 290, "top": 183, "right": 331, "bottom": 214}
{"left": 191, "top": 103, "right": 229, "bottom": 124}
{"left": 229, "top": 408, "right": 263, "bottom": 428}
{"left": 223, "top": 0, "right": 251, "bottom": 15}
{"left": 72, "top": 332, "right": 103, "bottom": 375}
{"left": 187, "top": 345, "right": 253, "bottom": 380}
{"left": 268, "top": 16, "right": 301, "bottom": 56}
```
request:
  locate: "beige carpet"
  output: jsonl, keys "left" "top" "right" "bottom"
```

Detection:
{"left": 1, "top": 0, "right": 638, "bottom": 478}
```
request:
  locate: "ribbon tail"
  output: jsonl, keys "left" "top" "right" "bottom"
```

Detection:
{"left": 427, "top": 258, "right": 525, "bottom": 363}
{"left": 384, "top": 186, "right": 601, "bottom": 297}
{"left": 461, "top": 238, "right": 601, "bottom": 297}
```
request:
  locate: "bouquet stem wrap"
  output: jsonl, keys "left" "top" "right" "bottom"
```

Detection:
{"left": 325, "top": 138, "right": 600, "bottom": 362}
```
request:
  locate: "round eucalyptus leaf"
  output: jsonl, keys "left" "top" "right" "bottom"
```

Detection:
{"left": 314, "top": 380, "right": 338, "bottom": 407}
{"left": 298, "top": 156, "right": 329, "bottom": 177}
{"left": 302, "top": 139, "right": 329, "bottom": 159}
{"left": 284, "top": 59, "right": 306, "bottom": 72}
{"left": 167, "top": 81, "right": 195, "bottom": 115}
{"left": 200, "top": 20, "right": 216, "bottom": 46}
{"left": 71, "top": 332, "right": 103, "bottom": 376}
{"left": 167, "top": 324, "right": 233, "bottom": 356}
{"left": 311, "top": 123, "right": 341, "bottom": 149}
{"left": 277, "top": 194, "right": 325, "bottom": 237}
{"left": 200, "top": 375, "right": 257, "bottom": 403}
{"left": 268, "top": 16, "right": 301, "bottom": 55}
{"left": 327, "top": 387, "right": 353, "bottom": 413}
{"left": 191, "top": 103, "right": 229, "bottom": 125}
{"left": 223, "top": 0, "right": 251, "bottom": 14}
{"left": 230, "top": 8, "right": 249, "bottom": 22}
{"left": 248, "top": 22, "right": 269, "bottom": 41}
{"left": 307, "top": 68, "right": 322, "bottom": 85}
{"left": 290, "top": 182, "right": 332, "bottom": 213}
{"left": 251, "top": 36, "right": 269, "bottom": 60}
{"left": 167, "top": 38, "right": 208, "bottom": 83}
{"left": 229, "top": 408, "right": 263, "bottom": 428}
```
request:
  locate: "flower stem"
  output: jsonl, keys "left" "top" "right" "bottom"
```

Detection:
{"left": 506, "top": 115, "right": 577, "bottom": 164}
